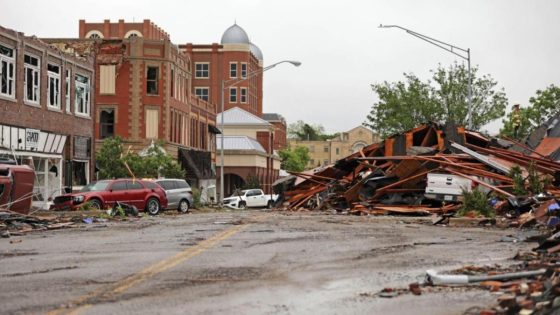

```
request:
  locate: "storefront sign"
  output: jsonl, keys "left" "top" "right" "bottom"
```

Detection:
{"left": 25, "top": 129, "right": 40, "bottom": 151}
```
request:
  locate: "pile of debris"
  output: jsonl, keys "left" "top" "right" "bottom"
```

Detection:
{"left": 0, "top": 211, "right": 76, "bottom": 237}
{"left": 278, "top": 123, "right": 560, "bottom": 220}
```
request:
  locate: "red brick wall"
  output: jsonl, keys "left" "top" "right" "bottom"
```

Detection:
{"left": 79, "top": 19, "right": 170, "bottom": 40}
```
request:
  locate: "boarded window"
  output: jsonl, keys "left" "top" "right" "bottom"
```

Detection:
{"left": 145, "top": 109, "right": 159, "bottom": 139}
{"left": 99, "top": 65, "right": 116, "bottom": 94}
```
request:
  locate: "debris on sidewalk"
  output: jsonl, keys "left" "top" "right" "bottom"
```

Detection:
{"left": 276, "top": 122, "right": 560, "bottom": 224}
{"left": 0, "top": 211, "right": 76, "bottom": 237}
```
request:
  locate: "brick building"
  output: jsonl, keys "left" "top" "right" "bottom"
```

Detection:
{"left": 0, "top": 25, "right": 95, "bottom": 208}
{"left": 180, "top": 23, "right": 264, "bottom": 117}
{"left": 46, "top": 19, "right": 220, "bottom": 190}
{"left": 262, "top": 113, "right": 287, "bottom": 150}
{"left": 289, "top": 126, "right": 380, "bottom": 169}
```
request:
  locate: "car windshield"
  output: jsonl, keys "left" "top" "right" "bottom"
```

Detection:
{"left": 230, "top": 190, "right": 249, "bottom": 197}
{"left": 80, "top": 181, "right": 110, "bottom": 192}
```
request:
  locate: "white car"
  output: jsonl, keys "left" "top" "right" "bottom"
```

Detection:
{"left": 223, "top": 189, "right": 278, "bottom": 209}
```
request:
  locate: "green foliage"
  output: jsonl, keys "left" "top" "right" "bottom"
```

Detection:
{"left": 458, "top": 188, "right": 495, "bottom": 218}
{"left": 279, "top": 146, "right": 310, "bottom": 172}
{"left": 287, "top": 120, "right": 338, "bottom": 141}
{"left": 509, "top": 165, "right": 527, "bottom": 196}
{"left": 95, "top": 137, "right": 129, "bottom": 179}
{"left": 243, "top": 175, "right": 261, "bottom": 189}
{"left": 527, "top": 161, "right": 544, "bottom": 195}
{"left": 76, "top": 201, "right": 96, "bottom": 211}
{"left": 365, "top": 63, "right": 507, "bottom": 137}
{"left": 501, "top": 85, "right": 560, "bottom": 138}
{"left": 191, "top": 187, "right": 202, "bottom": 209}
{"left": 96, "top": 138, "right": 185, "bottom": 179}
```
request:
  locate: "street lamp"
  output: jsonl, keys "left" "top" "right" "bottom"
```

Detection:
{"left": 379, "top": 24, "right": 473, "bottom": 129}
{"left": 219, "top": 60, "right": 301, "bottom": 203}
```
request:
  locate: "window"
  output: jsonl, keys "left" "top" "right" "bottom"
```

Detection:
{"left": 229, "top": 62, "right": 237, "bottom": 78}
{"left": 309, "top": 145, "right": 315, "bottom": 153}
{"left": 229, "top": 87, "right": 237, "bottom": 103}
{"left": 324, "top": 159, "right": 329, "bottom": 165}
{"left": 47, "top": 64, "right": 61, "bottom": 109}
{"left": 100, "top": 109, "right": 115, "bottom": 139}
{"left": 111, "top": 181, "right": 127, "bottom": 191}
{"left": 195, "top": 63, "right": 209, "bottom": 78}
{"left": 195, "top": 87, "right": 209, "bottom": 101}
{"left": 157, "top": 180, "right": 175, "bottom": 190}
{"left": 324, "top": 146, "right": 329, "bottom": 153}
{"left": 89, "top": 33, "right": 101, "bottom": 39}
{"left": 75, "top": 74, "right": 91, "bottom": 116}
{"left": 240, "top": 87, "right": 247, "bottom": 103}
{"left": 146, "top": 66, "right": 158, "bottom": 95}
{"left": 126, "top": 180, "right": 143, "bottom": 190}
{"left": 310, "top": 159, "right": 315, "bottom": 165}
{"left": 0, "top": 44, "right": 16, "bottom": 99}
{"left": 100, "top": 65, "right": 116, "bottom": 94}
{"left": 145, "top": 109, "right": 159, "bottom": 139}
{"left": 241, "top": 63, "right": 247, "bottom": 78}
{"left": 336, "top": 148, "right": 340, "bottom": 155}
{"left": 24, "top": 54, "right": 40, "bottom": 104}
{"left": 170, "top": 69, "right": 174, "bottom": 98}
{"left": 65, "top": 69, "right": 71, "bottom": 112}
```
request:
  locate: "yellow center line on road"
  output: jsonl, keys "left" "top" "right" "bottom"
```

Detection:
{"left": 47, "top": 215, "right": 266, "bottom": 315}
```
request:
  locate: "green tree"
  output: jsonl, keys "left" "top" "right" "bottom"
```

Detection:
{"left": 501, "top": 85, "right": 560, "bottom": 138}
{"left": 365, "top": 63, "right": 508, "bottom": 137}
{"left": 279, "top": 146, "right": 310, "bottom": 172}
{"left": 288, "top": 120, "right": 338, "bottom": 141}
{"left": 95, "top": 137, "right": 128, "bottom": 179}
{"left": 96, "top": 138, "right": 185, "bottom": 179}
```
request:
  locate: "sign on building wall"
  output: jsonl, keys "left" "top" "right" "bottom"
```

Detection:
{"left": 73, "top": 136, "right": 91, "bottom": 159}
{"left": 25, "top": 129, "right": 40, "bottom": 151}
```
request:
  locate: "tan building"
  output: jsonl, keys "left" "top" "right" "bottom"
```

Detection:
{"left": 288, "top": 126, "right": 379, "bottom": 168}
{"left": 217, "top": 107, "right": 281, "bottom": 197}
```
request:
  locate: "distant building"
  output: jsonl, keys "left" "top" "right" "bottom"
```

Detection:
{"left": 0, "top": 25, "right": 95, "bottom": 208}
{"left": 288, "top": 126, "right": 380, "bottom": 168}
{"left": 262, "top": 113, "right": 287, "bottom": 150}
{"left": 45, "top": 19, "right": 220, "bottom": 190}
{"left": 217, "top": 107, "right": 280, "bottom": 196}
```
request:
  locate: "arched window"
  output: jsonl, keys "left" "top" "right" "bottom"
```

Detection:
{"left": 351, "top": 141, "right": 368, "bottom": 153}
{"left": 85, "top": 30, "right": 104, "bottom": 39}
{"left": 124, "top": 30, "right": 143, "bottom": 39}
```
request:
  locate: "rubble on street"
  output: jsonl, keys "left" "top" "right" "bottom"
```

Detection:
{"left": 277, "top": 123, "right": 560, "bottom": 225}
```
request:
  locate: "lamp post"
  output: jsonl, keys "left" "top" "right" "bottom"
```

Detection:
{"left": 379, "top": 24, "right": 473, "bottom": 129}
{"left": 219, "top": 60, "right": 301, "bottom": 204}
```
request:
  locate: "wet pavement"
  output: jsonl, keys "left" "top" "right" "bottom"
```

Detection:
{"left": 0, "top": 210, "right": 532, "bottom": 314}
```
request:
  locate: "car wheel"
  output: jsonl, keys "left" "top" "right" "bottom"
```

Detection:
{"left": 267, "top": 200, "right": 273, "bottom": 209}
{"left": 89, "top": 199, "right": 102, "bottom": 210}
{"left": 238, "top": 201, "right": 246, "bottom": 210}
{"left": 146, "top": 198, "right": 161, "bottom": 215}
{"left": 178, "top": 199, "right": 190, "bottom": 213}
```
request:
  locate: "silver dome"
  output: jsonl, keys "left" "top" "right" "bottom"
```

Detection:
{"left": 250, "top": 42, "right": 263, "bottom": 60}
{"left": 221, "top": 24, "right": 250, "bottom": 45}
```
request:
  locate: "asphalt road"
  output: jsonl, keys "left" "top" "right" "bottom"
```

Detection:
{"left": 0, "top": 210, "right": 531, "bottom": 315}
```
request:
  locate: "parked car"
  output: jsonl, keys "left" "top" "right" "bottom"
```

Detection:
{"left": 154, "top": 179, "right": 193, "bottom": 213}
{"left": 223, "top": 189, "right": 278, "bottom": 209}
{"left": 50, "top": 179, "right": 168, "bottom": 215}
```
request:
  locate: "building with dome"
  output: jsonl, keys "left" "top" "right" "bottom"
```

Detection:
{"left": 181, "top": 23, "right": 264, "bottom": 116}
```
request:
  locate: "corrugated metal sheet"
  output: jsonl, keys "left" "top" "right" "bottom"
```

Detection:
{"left": 533, "top": 137, "right": 560, "bottom": 160}
{"left": 217, "top": 135, "right": 266, "bottom": 152}
{"left": 217, "top": 107, "right": 271, "bottom": 126}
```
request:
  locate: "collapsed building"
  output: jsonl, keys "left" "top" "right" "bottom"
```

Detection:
{"left": 277, "top": 122, "right": 560, "bottom": 217}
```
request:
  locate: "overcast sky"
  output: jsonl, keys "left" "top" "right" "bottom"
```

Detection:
{"left": 2, "top": 0, "right": 559, "bottom": 135}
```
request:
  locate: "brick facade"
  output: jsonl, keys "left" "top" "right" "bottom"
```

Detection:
{"left": 0, "top": 25, "right": 95, "bottom": 206}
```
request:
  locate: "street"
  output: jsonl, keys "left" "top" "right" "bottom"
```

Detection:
{"left": 0, "top": 211, "right": 531, "bottom": 315}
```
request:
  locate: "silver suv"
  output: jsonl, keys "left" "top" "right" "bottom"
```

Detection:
{"left": 155, "top": 179, "right": 193, "bottom": 213}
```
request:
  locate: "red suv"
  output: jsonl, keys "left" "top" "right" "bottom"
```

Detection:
{"left": 51, "top": 179, "right": 168, "bottom": 215}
